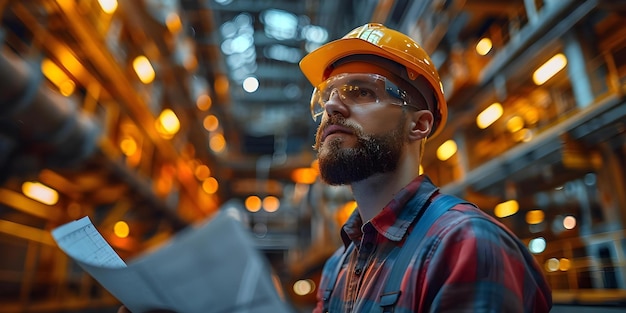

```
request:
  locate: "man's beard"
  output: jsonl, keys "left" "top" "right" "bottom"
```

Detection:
{"left": 314, "top": 116, "right": 407, "bottom": 185}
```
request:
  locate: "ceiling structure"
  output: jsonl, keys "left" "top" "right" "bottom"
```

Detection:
{"left": 179, "top": 0, "right": 379, "bottom": 194}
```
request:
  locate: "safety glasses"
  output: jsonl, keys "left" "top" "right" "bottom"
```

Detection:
{"left": 310, "top": 73, "right": 414, "bottom": 122}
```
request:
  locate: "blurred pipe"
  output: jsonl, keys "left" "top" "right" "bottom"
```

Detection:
{"left": 0, "top": 49, "right": 101, "bottom": 170}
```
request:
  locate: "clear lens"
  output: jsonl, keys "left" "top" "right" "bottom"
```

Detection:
{"left": 310, "top": 73, "right": 407, "bottom": 121}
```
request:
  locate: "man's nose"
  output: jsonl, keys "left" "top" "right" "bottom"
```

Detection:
{"left": 324, "top": 89, "right": 350, "bottom": 117}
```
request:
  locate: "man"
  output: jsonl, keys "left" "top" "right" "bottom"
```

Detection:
{"left": 299, "top": 23, "right": 552, "bottom": 312}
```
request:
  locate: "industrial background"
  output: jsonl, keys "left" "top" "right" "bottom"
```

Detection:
{"left": 1, "top": 0, "right": 625, "bottom": 312}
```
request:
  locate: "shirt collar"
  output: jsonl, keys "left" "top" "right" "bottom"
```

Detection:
{"left": 340, "top": 175, "right": 440, "bottom": 248}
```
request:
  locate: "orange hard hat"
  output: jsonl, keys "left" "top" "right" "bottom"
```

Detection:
{"left": 300, "top": 23, "right": 447, "bottom": 139}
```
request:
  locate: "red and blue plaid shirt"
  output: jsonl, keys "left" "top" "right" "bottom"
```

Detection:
{"left": 314, "top": 175, "right": 552, "bottom": 312}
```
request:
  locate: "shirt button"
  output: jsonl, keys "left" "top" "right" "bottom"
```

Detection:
{"left": 355, "top": 268, "right": 362, "bottom": 276}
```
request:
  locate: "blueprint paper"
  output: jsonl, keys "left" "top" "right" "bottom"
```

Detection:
{"left": 52, "top": 212, "right": 291, "bottom": 313}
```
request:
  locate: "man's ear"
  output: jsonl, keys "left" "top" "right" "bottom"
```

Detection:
{"left": 407, "top": 110, "right": 433, "bottom": 141}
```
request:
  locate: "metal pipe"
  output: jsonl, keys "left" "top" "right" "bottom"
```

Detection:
{"left": 0, "top": 48, "right": 101, "bottom": 171}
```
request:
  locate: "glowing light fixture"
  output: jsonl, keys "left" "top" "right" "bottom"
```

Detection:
{"left": 155, "top": 175, "right": 173, "bottom": 196}
{"left": 113, "top": 221, "right": 130, "bottom": 238}
{"left": 202, "top": 177, "right": 219, "bottom": 194}
{"left": 156, "top": 109, "right": 180, "bottom": 137}
{"left": 133, "top": 55, "right": 156, "bottom": 84}
{"left": 494, "top": 199, "right": 519, "bottom": 218}
{"left": 293, "top": 279, "right": 316, "bottom": 296}
{"left": 475, "top": 37, "right": 493, "bottom": 56}
{"left": 22, "top": 181, "right": 59, "bottom": 205}
{"left": 263, "top": 196, "right": 280, "bottom": 212}
{"left": 214, "top": 75, "right": 230, "bottom": 97}
{"left": 506, "top": 116, "right": 524, "bottom": 133}
{"left": 41, "top": 58, "right": 75, "bottom": 96}
{"left": 196, "top": 94, "right": 212, "bottom": 111}
{"left": 291, "top": 167, "right": 318, "bottom": 184}
{"left": 243, "top": 76, "right": 259, "bottom": 93}
{"left": 165, "top": 12, "right": 183, "bottom": 33}
{"left": 245, "top": 195, "right": 262, "bottom": 212}
{"left": 98, "top": 0, "right": 118, "bottom": 14}
{"left": 209, "top": 133, "right": 226, "bottom": 153}
{"left": 525, "top": 209, "right": 545, "bottom": 225}
{"left": 513, "top": 128, "right": 534, "bottom": 142}
{"left": 563, "top": 215, "right": 576, "bottom": 230}
{"left": 545, "top": 258, "right": 559, "bottom": 272}
{"left": 436, "top": 140, "right": 457, "bottom": 161}
{"left": 203, "top": 115, "right": 219, "bottom": 131}
{"left": 528, "top": 237, "right": 546, "bottom": 254}
{"left": 120, "top": 136, "right": 138, "bottom": 156}
{"left": 336, "top": 201, "right": 357, "bottom": 225}
{"left": 194, "top": 165, "right": 211, "bottom": 180}
{"left": 476, "top": 102, "right": 503, "bottom": 129}
{"left": 533, "top": 53, "right": 567, "bottom": 85}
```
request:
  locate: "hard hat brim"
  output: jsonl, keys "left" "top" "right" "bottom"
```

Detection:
{"left": 300, "top": 38, "right": 405, "bottom": 87}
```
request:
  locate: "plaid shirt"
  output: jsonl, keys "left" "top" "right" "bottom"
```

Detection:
{"left": 314, "top": 175, "right": 552, "bottom": 313}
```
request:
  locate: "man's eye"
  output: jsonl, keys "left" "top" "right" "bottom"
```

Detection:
{"left": 356, "top": 88, "right": 376, "bottom": 99}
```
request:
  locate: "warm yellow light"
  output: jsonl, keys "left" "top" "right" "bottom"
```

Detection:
{"left": 113, "top": 221, "right": 129, "bottom": 238}
{"left": 476, "top": 102, "right": 503, "bottom": 129}
{"left": 525, "top": 210, "right": 545, "bottom": 225}
{"left": 156, "top": 109, "right": 180, "bottom": 136}
{"left": 155, "top": 175, "right": 172, "bottom": 196}
{"left": 506, "top": 116, "right": 524, "bottom": 133}
{"left": 263, "top": 196, "right": 280, "bottom": 212}
{"left": 245, "top": 196, "right": 262, "bottom": 212}
{"left": 184, "top": 54, "right": 198, "bottom": 72}
{"left": 58, "top": 80, "right": 76, "bottom": 96}
{"left": 419, "top": 164, "right": 424, "bottom": 175}
{"left": 98, "top": 0, "right": 118, "bottom": 14}
{"left": 311, "top": 159, "right": 319, "bottom": 171}
{"left": 165, "top": 12, "right": 183, "bottom": 33}
{"left": 563, "top": 215, "right": 576, "bottom": 230}
{"left": 513, "top": 128, "right": 534, "bottom": 142}
{"left": 336, "top": 201, "right": 357, "bottom": 225}
{"left": 475, "top": 37, "right": 493, "bottom": 56}
{"left": 22, "top": 182, "right": 59, "bottom": 205}
{"left": 533, "top": 53, "right": 567, "bottom": 85}
{"left": 58, "top": 49, "right": 83, "bottom": 79}
{"left": 203, "top": 115, "right": 219, "bottom": 132}
{"left": 214, "top": 75, "right": 230, "bottom": 97}
{"left": 293, "top": 279, "right": 315, "bottom": 296}
{"left": 194, "top": 165, "right": 211, "bottom": 180}
{"left": 133, "top": 55, "right": 156, "bottom": 84}
{"left": 210, "top": 133, "right": 226, "bottom": 153}
{"left": 196, "top": 94, "right": 212, "bottom": 111}
{"left": 436, "top": 140, "right": 457, "bottom": 161}
{"left": 559, "top": 258, "right": 571, "bottom": 271}
{"left": 120, "top": 136, "right": 138, "bottom": 156}
{"left": 545, "top": 258, "right": 559, "bottom": 272}
{"left": 202, "top": 177, "right": 219, "bottom": 194}
{"left": 524, "top": 108, "right": 539, "bottom": 125}
{"left": 41, "top": 59, "right": 67, "bottom": 81}
{"left": 41, "top": 58, "right": 75, "bottom": 96}
{"left": 291, "top": 167, "right": 318, "bottom": 184}
{"left": 494, "top": 200, "right": 519, "bottom": 218}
